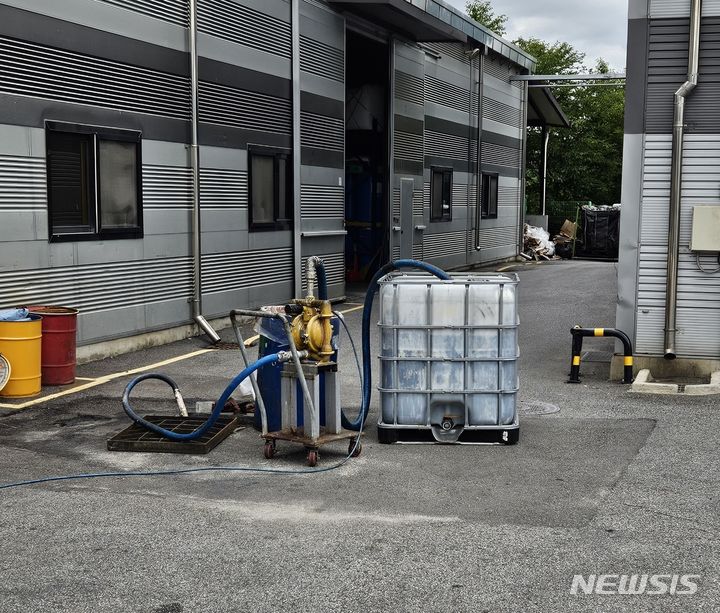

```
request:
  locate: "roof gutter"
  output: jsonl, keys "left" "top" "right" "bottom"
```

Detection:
{"left": 189, "top": 0, "right": 220, "bottom": 344}
{"left": 664, "top": 0, "right": 702, "bottom": 360}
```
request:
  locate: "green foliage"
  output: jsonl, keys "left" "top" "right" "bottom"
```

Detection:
{"left": 514, "top": 39, "right": 625, "bottom": 211}
{"left": 462, "top": 3, "right": 625, "bottom": 210}
{"left": 465, "top": 0, "right": 508, "bottom": 36}
{"left": 514, "top": 38, "right": 585, "bottom": 75}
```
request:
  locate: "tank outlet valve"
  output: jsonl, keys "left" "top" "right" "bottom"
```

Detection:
{"left": 441, "top": 418, "right": 455, "bottom": 432}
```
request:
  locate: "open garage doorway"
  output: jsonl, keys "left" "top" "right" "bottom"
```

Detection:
{"left": 344, "top": 29, "right": 390, "bottom": 283}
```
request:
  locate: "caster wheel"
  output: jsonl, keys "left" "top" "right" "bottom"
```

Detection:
{"left": 349, "top": 439, "right": 362, "bottom": 457}
{"left": 263, "top": 441, "right": 275, "bottom": 459}
{"left": 307, "top": 450, "right": 318, "bottom": 467}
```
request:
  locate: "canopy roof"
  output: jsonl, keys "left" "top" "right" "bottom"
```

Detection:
{"left": 329, "top": 0, "right": 537, "bottom": 72}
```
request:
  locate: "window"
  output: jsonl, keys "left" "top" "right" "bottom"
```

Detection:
{"left": 46, "top": 122, "right": 142, "bottom": 241}
{"left": 249, "top": 146, "right": 293, "bottom": 231}
{"left": 481, "top": 173, "right": 499, "bottom": 219}
{"left": 430, "top": 167, "right": 452, "bottom": 222}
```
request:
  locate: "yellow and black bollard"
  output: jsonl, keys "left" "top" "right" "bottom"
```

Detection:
{"left": 569, "top": 326, "right": 634, "bottom": 384}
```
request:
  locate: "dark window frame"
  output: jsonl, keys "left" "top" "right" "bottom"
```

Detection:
{"left": 248, "top": 145, "right": 293, "bottom": 232}
{"left": 430, "top": 166, "right": 453, "bottom": 222}
{"left": 45, "top": 121, "right": 143, "bottom": 242}
{"left": 481, "top": 172, "right": 499, "bottom": 220}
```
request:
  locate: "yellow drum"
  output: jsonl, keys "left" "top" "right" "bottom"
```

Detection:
{"left": 0, "top": 315, "right": 42, "bottom": 397}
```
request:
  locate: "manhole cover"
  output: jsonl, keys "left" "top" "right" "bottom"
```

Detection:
{"left": 519, "top": 401, "right": 561, "bottom": 416}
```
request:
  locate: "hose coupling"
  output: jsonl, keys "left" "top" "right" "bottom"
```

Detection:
{"left": 174, "top": 388, "right": 189, "bottom": 417}
{"left": 276, "top": 350, "right": 308, "bottom": 363}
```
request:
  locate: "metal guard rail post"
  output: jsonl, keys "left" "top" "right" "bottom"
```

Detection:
{"left": 569, "top": 326, "right": 634, "bottom": 384}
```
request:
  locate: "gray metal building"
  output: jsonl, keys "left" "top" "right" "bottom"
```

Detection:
{"left": 618, "top": 0, "right": 720, "bottom": 367}
{"left": 0, "top": 0, "right": 535, "bottom": 349}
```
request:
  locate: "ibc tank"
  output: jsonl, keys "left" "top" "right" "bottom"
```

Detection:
{"left": 378, "top": 272, "right": 519, "bottom": 444}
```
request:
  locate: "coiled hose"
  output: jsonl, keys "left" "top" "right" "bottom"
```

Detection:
{"left": 341, "top": 259, "right": 451, "bottom": 431}
{"left": 121, "top": 352, "right": 283, "bottom": 441}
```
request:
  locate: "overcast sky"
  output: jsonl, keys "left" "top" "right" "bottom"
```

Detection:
{"left": 446, "top": 0, "right": 629, "bottom": 71}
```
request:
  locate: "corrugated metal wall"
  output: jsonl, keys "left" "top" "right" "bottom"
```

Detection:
{"left": 621, "top": 2, "right": 720, "bottom": 358}
{"left": 298, "top": 0, "right": 346, "bottom": 296}
{"left": 0, "top": 0, "right": 527, "bottom": 346}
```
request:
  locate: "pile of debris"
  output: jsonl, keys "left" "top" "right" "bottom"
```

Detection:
{"left": 521, "top": 219, "right": 577, "bottom": 261}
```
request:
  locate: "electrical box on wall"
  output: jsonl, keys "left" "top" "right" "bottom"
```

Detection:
{"left": 690, "top": 206, "right": 720, "bottom": 252}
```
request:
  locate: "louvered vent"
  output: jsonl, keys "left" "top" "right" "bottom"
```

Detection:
{"left": 0, "top": 37, "right": 189, "bottom": 120}
{"left": 301, "top": 111, "right": 344, "bottom": 151}
{"left": 423, "top": 230, "right": 467, "bottom": 258}
{"left": 395, "top": 70, "right": 424, "bottom": 105}
{"left": 498, "top": 185, "right": 519, "bottom": 207}
{"left": 0, "top": 155, "right": 46, "bottom": 211}
{"left": 394, "top": 131, "right": 424, "bottom": 162}
{"left": 425, "top": 75, "right": 470, "bottom": 113}
{"left": 426, "top": 130, "right": 474, "bottom": 162}
{"left": 202, "top": 247, "right": 293, "bottom": 293}
{"left": 143, "top": 165, "right": 192, "bottom": 210}
{"left": 199, "top": 81, "right": 291, "bottom": 133}
{"left": 0, "top": 257, "right": 193, "bottom": 313}
{"left": 300, "top": 36, "right": 344, "bottom": 82}
{"left": 478, "top": 225, "right": 517, "bottom": 249}
{"left": 100, "top": 0, "right": 188, "bottom": 27}
{"left": 483, "top": 98, "right": 522, "bottom": 127}
{"left": 301, "top": 184, "right": 344, "bottom": 219}
{"left": 482, "top": 141, "right": 520, "bottom": 168}
{"left": 199, "top": 0, "right": 291, "bottom": 58}
{"left": 422, "top": 42, "right": 470, "bottom": 64}
{"left": 200, "top": 168, "right": 247, "bottom": 209}
{"left": 484, "top": 57, "right": 511, "bottom": 81}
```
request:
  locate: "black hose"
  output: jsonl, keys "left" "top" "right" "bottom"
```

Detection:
{"left": 341, "top": 259, "right": 451, "bottom": 431}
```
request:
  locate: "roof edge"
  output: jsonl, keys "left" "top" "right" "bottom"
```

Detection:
{"left": 422, "top": 0, "right": 537, "bottom": 71}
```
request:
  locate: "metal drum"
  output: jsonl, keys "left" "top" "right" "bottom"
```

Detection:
{"left": 377, "top": 272, "right": 520, "bottom": 444}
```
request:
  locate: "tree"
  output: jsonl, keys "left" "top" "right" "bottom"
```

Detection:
{"left": 465, "top": 0, "right": 508, "bottom": 36}
{"left": 514, "top": 38, "right": 585, "bottom": 76}
{"left": 517, "top": 39, "right": 625, "bottom": 210}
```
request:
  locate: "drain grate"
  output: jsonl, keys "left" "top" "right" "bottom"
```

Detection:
{"left": 214, "top": 342, "right": 240, "bottom": 350}
{"left": 107, "top": 414, "right": 238, "bottom": 454}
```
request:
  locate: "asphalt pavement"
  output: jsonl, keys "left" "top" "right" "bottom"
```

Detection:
{"left": 0, "top": 260, "right": 717, "bottom": 613}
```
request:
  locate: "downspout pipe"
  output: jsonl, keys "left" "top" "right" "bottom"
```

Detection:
{"left": 664, "top": 0, "right": 702, "bottom": 360}
{"left": 189, "top": 0, "right": 220, "bottom": 344}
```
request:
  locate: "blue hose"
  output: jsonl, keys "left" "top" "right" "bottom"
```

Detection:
{"left": 341, "top": 259, "right": 451, "bottom": 431}
{"left": 122, "top": 352, "right": 283, "bottom": 441}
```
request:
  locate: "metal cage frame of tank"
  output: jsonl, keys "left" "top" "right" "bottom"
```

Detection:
{"left": 377, "top": 272, "right": 520, "bottom": 441}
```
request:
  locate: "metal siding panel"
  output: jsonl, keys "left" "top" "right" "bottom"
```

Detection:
{"left": 649, "top": 0, "right": 720, "bottom": 17}
{"left": 200, "top": 168, "right": 248, "bottom": 209}
{"left": 425, "top": 130, "right": 474, "bottom": 162}
{"left": 0, "top": 155, "right": 46, "bottom": 211}
{"left": 202, "top": 247, "right": 293, "bottom": 294}
{"left": 646, "top": 17, "right": 720, "bottom": 134}
{"left": 301, "top": 184, "right": 344, "bottom": 219}
{"left": 99, "top": 0, "right": 188, "bottom": 26}
{"left": 198, "top": 0, "right": 291, "bottom": 58}
{"left": 0, "top": 36, "right": 189, "bottom": 119}
{"left": 143, "top": 165, "right": 193, "bottom": 210}
{"left": 0, "top": 257, "right": 193, "bottom": 313}
{"left": 636, "top": 134, "right": 720, "bottom": 357}
{"left": 300, "top": 36, "right": 344, "bottom": 82}
{"left": 300, "top": 110, "right": 343, "bottom": 151}
{"left": 199, "top": 81, "right": 291, "bottom": 133}
{"left": 422, "top": 230, "right": 466, "bottom": 259}
{"left": 424, "top": 74, "right": 470, "bottom": 113}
